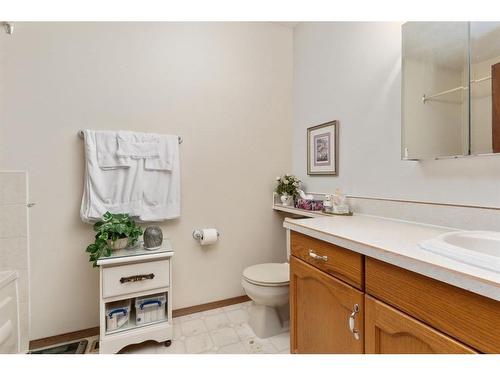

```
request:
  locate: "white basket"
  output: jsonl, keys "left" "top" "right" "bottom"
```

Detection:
{"left": 135, "top": 293, "right": 167, "bottom": 325}
{"left": 106, "top": 299, "right": 132, "bottom": 332}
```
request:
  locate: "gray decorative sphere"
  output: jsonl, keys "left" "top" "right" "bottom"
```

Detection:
{"left": 143, "top": 226, "right": 163, "bottom": 250}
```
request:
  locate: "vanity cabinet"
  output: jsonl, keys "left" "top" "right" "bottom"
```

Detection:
{"left": 289, "top": 231, "right": 500, "bottom": 354}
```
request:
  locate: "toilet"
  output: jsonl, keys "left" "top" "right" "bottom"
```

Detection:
{"left": 241, "top": 262, "right": 290, "bottom": 338}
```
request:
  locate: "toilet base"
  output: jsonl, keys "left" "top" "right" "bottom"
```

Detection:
{"left": 248, "top": 302, "right": 289, "bottom": 338}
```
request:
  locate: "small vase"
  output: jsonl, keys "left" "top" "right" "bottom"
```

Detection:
{"left": 280, "top": 195, "right": 293, "bottom": 206}
{"left": 107, "top": 237, "right": 129, "bottom": 251}
{"left": 143, "top": 226, "right": 163, "bottom": 250}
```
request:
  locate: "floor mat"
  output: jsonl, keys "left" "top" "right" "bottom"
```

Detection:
{"left": 29, "top": 339, "right": 88, "bottom": 354}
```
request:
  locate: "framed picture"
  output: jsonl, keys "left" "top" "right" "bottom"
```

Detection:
{"left": 307, "top": 120, "right": 338, "bottom": 175}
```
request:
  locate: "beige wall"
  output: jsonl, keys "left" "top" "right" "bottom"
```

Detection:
{"left": 0, "top": 22, "right": 292, "bottom": 339}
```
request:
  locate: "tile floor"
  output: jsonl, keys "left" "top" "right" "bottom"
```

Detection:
{"left": 120, "top": 301, "right": 290, "bottom": 354}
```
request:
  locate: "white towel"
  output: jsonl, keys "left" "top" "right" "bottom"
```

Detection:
{"left": 141, "top": 134, "right": 181, "bottom": 220}
{"left": 144, "top": 135, "right": 176, "bottom": 171}
{"left": 80, "top": 130, "right": 181, "bottom": 222}
{"left": 116, "top": 131, "right": 160, "bottom": 159}
{"left": 96, "top": 130, "right": 131, "bottom": 169}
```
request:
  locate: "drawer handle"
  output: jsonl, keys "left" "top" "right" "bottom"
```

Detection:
{"left": 108, "top": 308, "right": 128, "bottom": 318}
{"left": 120, "top": 273, "right": 155, "bottom": 284}
{"left": 308, "top": 249, "right": 328, "bottom": 262}
{"left": 348, "top": 304, "right": 360, "bottom": 340}
{"left": 140, "top": 300, "right": 162, "bottom": 310}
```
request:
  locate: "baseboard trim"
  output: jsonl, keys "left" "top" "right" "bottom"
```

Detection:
{"left": 172, "top": 295, "right": 250, "bottom": 318}
{"left": 29, "top": 326, "right": 100, "bottom": 351}
{"left": 29, "top": 295, "right": 250, "bottom": 350}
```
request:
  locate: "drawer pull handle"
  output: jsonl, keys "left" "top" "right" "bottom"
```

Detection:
{"left": 308, "top": 249, "right": 328, "bottom": 262}
{"left": 140, "top": 300, "right": 162, "bottom": 310}
{"left": 120, "top": 273, "right": 155, "bottom": 284}
{"left": 108, "top": 308, "right": 128, "bottom": 318}
{"left": 348, "top": 304, "right": 360, "bottom": 340}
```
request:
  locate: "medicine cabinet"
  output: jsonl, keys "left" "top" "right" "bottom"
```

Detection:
{"left": 402, "top": 22, "right": 500, "bottom": 160}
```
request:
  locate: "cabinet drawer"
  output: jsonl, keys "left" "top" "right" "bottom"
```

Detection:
{"left": 290, "top": 231, "right": 363, "bottom": 289}
{"left": 102, "top": 259, "right": 170, "bottom": 298}
{"left": 366, "top": 257, "right": 500, "bottom": 353}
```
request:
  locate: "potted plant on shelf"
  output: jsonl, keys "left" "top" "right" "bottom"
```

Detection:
{"left": 86, "top": 212, "right": 143, "bottom": 267}
{"left": 275, "top": 174, "right": 301, "bottom": 206}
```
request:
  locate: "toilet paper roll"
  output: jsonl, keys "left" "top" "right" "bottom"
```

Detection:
{"left": 199, "top": 228, "right": 218, "bottom": 245}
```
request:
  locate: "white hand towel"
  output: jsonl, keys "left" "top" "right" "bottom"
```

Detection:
{"left": 95, "top": 130, "right": 131, "bottom": 170}
{"left": 116, "top": 133, "right": 160, "bottom": 159}
{"left": 141, "top": 134, "right": 181, "bottom": 220}
{"left": 144, "top": 135, "right": 176, "bottom": 171}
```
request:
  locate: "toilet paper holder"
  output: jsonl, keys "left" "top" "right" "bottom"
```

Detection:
{"left": 192, "top": 229, "right": 220, "bottom": 241}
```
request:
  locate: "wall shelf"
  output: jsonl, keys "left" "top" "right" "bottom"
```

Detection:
{"left": 272, "top": 203, "right": 330, "bottom": 218}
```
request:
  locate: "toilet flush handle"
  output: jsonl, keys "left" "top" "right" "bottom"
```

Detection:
{"left": 308, "top": 249, "right": 328, "bottom": 262}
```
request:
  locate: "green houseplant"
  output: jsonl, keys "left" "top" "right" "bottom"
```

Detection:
{"left": 86, "top": 212, "right": 143, "bottom": 267}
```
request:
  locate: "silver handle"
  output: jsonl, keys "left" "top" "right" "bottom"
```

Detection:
{"left": 348, "top": 304, "right": 360, "bottom": 340}
{"left": 308, "top": 249, "right": 328, "bottom": 262}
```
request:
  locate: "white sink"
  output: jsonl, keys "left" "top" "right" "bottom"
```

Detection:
{"left": 419, "top": 231, "right": 500, "bottom": 273}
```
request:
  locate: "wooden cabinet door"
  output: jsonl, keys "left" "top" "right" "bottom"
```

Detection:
{"left": 365, "top": 295, "right": 477, "bottom": 354}
{"left": 290, "top": 256, "right": 364, "bottom": 354}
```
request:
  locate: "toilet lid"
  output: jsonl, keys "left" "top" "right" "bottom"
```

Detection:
{"left": 242, "top": 263, "right": 289, "bottom": 286}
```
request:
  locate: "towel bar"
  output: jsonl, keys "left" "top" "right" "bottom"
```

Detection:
{"left": 77, "top": 130, "right": 183, "bottom": 144}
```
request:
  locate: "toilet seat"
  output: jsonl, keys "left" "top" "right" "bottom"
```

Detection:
{"left": 242, "top": 263, "right": 289, "bottom": 287}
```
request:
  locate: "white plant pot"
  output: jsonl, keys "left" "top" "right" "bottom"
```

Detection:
{"left": 280, "top": 195, "right": 293, "bottom": 206}
{"left": 107, "top": 237, "right": 129, "bottom": 251}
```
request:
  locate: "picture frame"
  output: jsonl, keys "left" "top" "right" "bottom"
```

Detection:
{"left": 307, "top": 120, "right": 338, "bottom": 176}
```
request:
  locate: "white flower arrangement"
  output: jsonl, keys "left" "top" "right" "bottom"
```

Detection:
{"left": 275, "top": 174, "right": 301, "bottom": 197}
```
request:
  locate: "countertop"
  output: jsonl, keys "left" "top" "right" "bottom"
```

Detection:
{"left": 283, "top": 214, "right": 500, "bottom": 301}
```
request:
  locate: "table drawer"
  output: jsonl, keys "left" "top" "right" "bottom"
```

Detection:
{"left": 290, "top": 231, "right": 363, "bottom": 290}
{"left": 102, "top": 259, "right": 170, "bottom": 298}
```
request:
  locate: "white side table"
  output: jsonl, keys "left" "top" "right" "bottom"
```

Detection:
{"left": 97, "top": 242, "right": 174, "bottom": 354}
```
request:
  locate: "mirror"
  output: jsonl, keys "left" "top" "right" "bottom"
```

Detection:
{"left": 470, "top": 22, "right": 500, "bottom": 155}
{"left": 402, "top": 22, "right": 469, "bottom": 160}
{"left": 402, "top": 22, "right": 500, "bottom": 160}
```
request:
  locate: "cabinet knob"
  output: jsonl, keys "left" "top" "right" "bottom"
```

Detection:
{"left": 308, "top": 249, "right": 328, "bottom": 262}
{"left": 348, "top": 304, "right": 360, "bottom": 340}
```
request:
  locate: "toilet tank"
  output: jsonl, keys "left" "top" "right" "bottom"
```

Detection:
{"left": 0, "top": 271, "right": 20, "bottom": 354}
